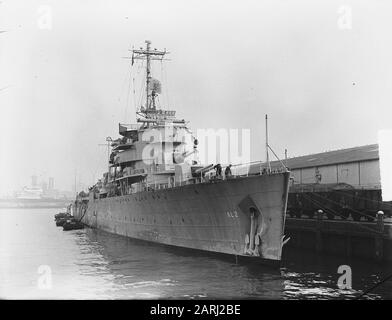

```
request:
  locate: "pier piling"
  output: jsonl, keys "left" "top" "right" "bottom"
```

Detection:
{"left": 316, "top": 210, "right": 323, "bottom": 253}
{"left": 375, "top": 211, "right": 384, "bottom": 262}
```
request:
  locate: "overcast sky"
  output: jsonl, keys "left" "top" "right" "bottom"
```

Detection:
{"left": 1, "top": 0, "right": 392, "bottom": 195}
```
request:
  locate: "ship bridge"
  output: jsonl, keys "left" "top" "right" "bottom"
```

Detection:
{"left": 92, "top": 41, "right": 199, "bottom": 197}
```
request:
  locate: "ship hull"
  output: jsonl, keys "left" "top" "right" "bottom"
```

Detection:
{"left": 75, "top": 172, "right": 290, "bottom": 263}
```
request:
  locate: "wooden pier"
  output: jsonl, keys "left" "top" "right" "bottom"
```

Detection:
{"left": 284, "top": 212, "right": 392, "bottom": 262}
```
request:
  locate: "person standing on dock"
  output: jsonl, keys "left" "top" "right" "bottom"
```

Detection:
{"left": 225, "top": 164, "right": 232, "bottom": 178}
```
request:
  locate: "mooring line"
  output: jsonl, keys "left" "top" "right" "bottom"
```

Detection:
{"left": 356, "top": 273, "right": 392, "bottom": 299}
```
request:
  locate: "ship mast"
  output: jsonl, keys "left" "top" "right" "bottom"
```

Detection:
{"left": 132, "top": 40, "right": 168, "bottom": 111}
{"left": 146, "top": 40, "right": 151, "bottom": 110}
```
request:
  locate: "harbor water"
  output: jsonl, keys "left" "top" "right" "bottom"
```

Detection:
{"left": 0, "top": 208, "right": 391, "bottom": 299}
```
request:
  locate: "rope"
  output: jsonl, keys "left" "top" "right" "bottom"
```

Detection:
{"left": 332, "top": 189, "right": 392, "bottom": 209}
{"left": 78, "top": 203, "right": 88, "bottom": 223}
{"left": 114, "top": 61, "right": 133, "bottom": 122}
{"left": 137, "top": 73, "right": 146, "bottom": 109}
{"left": 301, "top": 193, "right": 381, "bottom": 235}
{"left": 161, "top": 60, "right": 170, "bottom": 108}
{"left": 268, "top": 144, "right": 288, "bottom": 170}
{"left": 125, "top": 67, "right": 133, "bottom": 122}
{"left": 90, "top": 147, "right": 106, "bottom": 185}
{"left": 356, "top": 273, "right": 392, "bottom": 299}
{"left": 308, "top": 193, "right": 376, "bottom": 226}
{"left": 301, "top": 193, "right": 344, "bottom": 219}
{"left": 310, "top": 191, "right": 377, "bottom": 221}
{"left": 132, "top": 77, "right": 136, "bottom": 113}
{"left": 156, "top": 95, "right": 161, "bottom": 109}
{"left": 134, "top": 60, "right": 145, "bottom": 109}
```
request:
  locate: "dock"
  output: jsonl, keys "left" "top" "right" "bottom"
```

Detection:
{"left": 285, "top": 210, "right": 392, "bottom": 262}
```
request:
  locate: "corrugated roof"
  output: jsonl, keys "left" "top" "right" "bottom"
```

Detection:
{"left": 270, "top": 144, "right": 379, "bottom": 169}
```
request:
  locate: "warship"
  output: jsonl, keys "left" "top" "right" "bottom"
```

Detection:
{"left": 74, "top": 40, "right": 290, "bottom": 265}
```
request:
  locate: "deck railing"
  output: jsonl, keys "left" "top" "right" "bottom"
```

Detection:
{"left": 125, "top": 165, "right": 286, "bottom": 195}
{"left": 95, "top": 161, "right": 288, "bottom": 197}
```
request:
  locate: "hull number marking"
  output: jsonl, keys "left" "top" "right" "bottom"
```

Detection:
{"left": 226, "top": 210, "right": 238, "bottom": 218}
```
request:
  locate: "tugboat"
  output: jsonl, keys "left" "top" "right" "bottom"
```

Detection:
{"left": 73, "top": 40, "right": 290, "bottom": 265}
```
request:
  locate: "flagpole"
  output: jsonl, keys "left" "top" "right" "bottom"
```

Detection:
{"left": 266, "top": 114, "right": 271, "bottom": 172}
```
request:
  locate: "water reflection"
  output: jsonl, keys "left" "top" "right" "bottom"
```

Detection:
{"left": 0, "top": 209, "right": 391, "bottom": 299}
{"left": 71, "top": 227, "right": 391, "bottom": 299}
{"left": 72, "top": 228, "right": 284, "bottom": 299}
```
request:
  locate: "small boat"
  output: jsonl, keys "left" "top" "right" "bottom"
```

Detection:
{"left": 63, "top": 219, "right": 84, "bottom": 231}
{"left": 54, "top": 212, "right": 69, "bottom": 220}
{"left": 54, "top": 204, "right": 73, "bottom": 221}
{"left": 55, "top": 217, "right": 70, "bottom": 226}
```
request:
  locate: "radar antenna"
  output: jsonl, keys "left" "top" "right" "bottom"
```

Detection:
{"left": 131, "top": 40, "right": 168, "bottom": 111}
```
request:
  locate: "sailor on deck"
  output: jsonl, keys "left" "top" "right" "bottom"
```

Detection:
{"left": 225, "top": 164, "right": 232, "bottom": 178}
{"left": 213, "top": 164, "right": 222, "bottom": 178}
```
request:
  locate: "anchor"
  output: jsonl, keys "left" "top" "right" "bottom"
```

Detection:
{"left": 238, "top": 195, "right": 266, "bottom": 256}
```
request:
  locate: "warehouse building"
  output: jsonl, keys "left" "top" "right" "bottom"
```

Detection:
{"left": 274, "top": 144, "right": 380, "bottom": 189}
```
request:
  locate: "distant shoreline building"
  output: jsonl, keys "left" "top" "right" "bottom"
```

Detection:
{"left": 13, "top": 176, "right": 73, "bottom": 200}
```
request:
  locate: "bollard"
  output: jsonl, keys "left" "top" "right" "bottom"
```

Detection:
{"left": 377, "top": 211, "right": 384, "bottom": 232}
{"left": 375, "top": 211, "right": 384, "bottom": 262}
{"left": 317, "top": 209, "right": 324, "bottom": 221}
